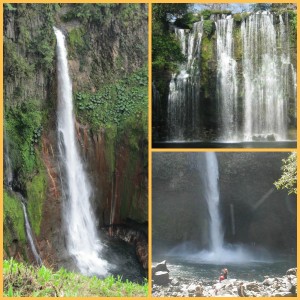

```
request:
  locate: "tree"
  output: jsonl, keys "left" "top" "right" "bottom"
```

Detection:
{"left": 250, "top": 4, "right": 272, "bottom": 11}
{"left": 274, "top": 153, "right": 297, "bottom": 195}
{"left": 152, "top": 4, "right": 190, "bottom": 73}
{"left": 153, "top": 4, "right": 191, "bottom": 23}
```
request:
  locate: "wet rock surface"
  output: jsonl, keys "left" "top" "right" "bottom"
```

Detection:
{"left": 152, "top": 262, "right": 297, "bottom": 297}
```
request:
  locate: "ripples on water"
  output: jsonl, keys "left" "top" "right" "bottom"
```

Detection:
{"left": 153, "top": 254, "right": 296, "bottom": 284}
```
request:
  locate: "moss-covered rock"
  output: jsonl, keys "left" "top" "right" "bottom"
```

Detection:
{"left": 4, "top": 191, "right": 26, "bottom": 256}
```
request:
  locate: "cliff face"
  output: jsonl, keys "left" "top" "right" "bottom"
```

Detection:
{"left": 4, "top": 4, "right": 148, "bottom": 266}
{"left": 152, "top": 153, "right": 296, "bottom": 253}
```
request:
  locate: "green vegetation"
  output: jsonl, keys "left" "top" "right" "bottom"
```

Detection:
{"left": 274, "top": 152, "right": 297, "bottom": 195}
{"left": 174, "top": 12, "right": 201, "bottom": 29}
{"left": 4, "top": 259, "right": 148, "bottom": 297}
{"left": 5, "top": 100, "right": 45, "bottom": 184}
{"left": 152, "top": 4, "right": 190, "bottom": 74}
{"left": 26, "top": 162, "right": 47, "bottom": 236}
{"left": 203, "top": 20, "right": 215, "bottom": 36}
{"left": 4, "top": 4, "right": 57, "bottom": 84}
{"left": 3, "top": 192, "right": 26, "bottom": 255}
{"left": 75, "top": 66, "right": 147, "bottom": 134}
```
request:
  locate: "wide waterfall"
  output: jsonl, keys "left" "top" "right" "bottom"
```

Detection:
{"left": 163, "top": 12, "right": 296, "bottom": 143}
{"left": 241, "top": 12, "right": 295, "bottom": 141}
{"left": 215, "top": 16, "right": 238, "bottom": 141}
{"left": 21, "top": 202, "right": 42, "bottom": 266}
{"left": 168, "top": 21, "right": 203, "bottom": 141}
{"left": 54, "top": 27, "right": 108, "bottom": 276}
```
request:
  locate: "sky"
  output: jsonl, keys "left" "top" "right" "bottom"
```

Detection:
{"left": 194, "top": 4, "right": 251, "bottom": 13}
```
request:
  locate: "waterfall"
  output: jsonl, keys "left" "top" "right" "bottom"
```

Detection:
{"left": 167, "top": 21, "right": 203, "bottom": 141}
{"left": 54, "top": 27, "right": 108, "bottom": 276}
{"left": 164, "top": 12, "right": 296, "bottom": 143}
{"left": 169, "top": 152, "right": 272, "bottom": 264}
{"left": 21, "top": 202, "right": 42, "bottom": 266}
{"left": 216, "top": 16, "right": 238, "bottom": 141}
{"left": 201, "top": 153, "right": 223, "bottom": 252}
{"left": 241, "top": 13, "right": 293, "bottom": 141}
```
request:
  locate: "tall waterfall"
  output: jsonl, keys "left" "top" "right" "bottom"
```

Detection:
{"left": 216, "top": 16, "right": 238, "bottom": 141}
{"left": 21, "top": 202, "right": 42, "bottom": 266}
{"left": 241, "top": 13, "right": 294, "bottom": 141}
{"left": 168, "top": 21, "right": 203, "bottom": 141}
{"left": 54, "top": 28, "right": 108, "bottom": 276}
{"left": 200, "top": 153, "right": 223, "bottom": 252}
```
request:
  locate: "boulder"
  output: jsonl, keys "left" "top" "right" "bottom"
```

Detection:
{"left": 245, "top": 282, "right": 260, "bottom": 292}
{"left": 286, "top": 268, "right": 297, "bottom": 276}
{"left": 263, "top": 278, "right": 275, "bottom": 286}
{"left": 153, "top": 271, "right": 170, "bottom": 286}
{"left": 171, "top": 278, "right": 180, "bottom": 286}
{"left": 195, "top": 285, "right": 203, "bottom": 296}
{"left": 152, "top": 260, "right": 169, "bottom": 274}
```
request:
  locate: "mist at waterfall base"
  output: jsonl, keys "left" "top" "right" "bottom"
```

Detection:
{"left": 54, "top": 28, "right": 144, "bottom": 283}
{"left": 152, "top": 152, "right": 296, "bottom": 282}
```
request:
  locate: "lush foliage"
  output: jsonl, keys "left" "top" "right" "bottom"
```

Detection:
{"left": 153, "top": 4, "right": 191, "bottom": 23}
{"left": 274, "top": 153, "right": 297, "bottom": 195}
{"left": 152, "top": 4, "right": 190, "bottom": 74}
{"left": 3, "top": 192, "right": 26, "bottom": 255}
{"left": 203, "top": 20, "right": 215, "bottom": 36}
{"left": 174, "top": 12, "right": 201, "bottom": 29}
{"left": 62, "top": 4, "right": 145, "bottom": 25}
{"left": 75, "top": 66, "right": 147, "bottom": 135}
{"left": 4, "top": 4, "right": 57, "bottom": 83}
{"left": 5, "top": 100, "right": 45, "bottom": 185}
{"left": 4, "top": 259, "right": 148, "bottom": 297}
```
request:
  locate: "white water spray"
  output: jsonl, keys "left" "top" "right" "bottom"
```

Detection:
{"left": 216, "top": 16, "right": 238, "bottom": 141}
{"left": 167, "top": 22, "right": 204, "bottom": 141}
{"left": 241, "top": 13, "right": 295, "bottom": 141}
{"left": 21, "top": 202, "right": 42, "bottom": 266}
{"left": 201, "top": 153, "right": 223, "bottom": 252}
{"left": 54, "top": 27, "right": 108, "bottom": 276}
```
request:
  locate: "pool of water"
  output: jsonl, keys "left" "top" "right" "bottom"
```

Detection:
{"left": 153, "top": 255, "right": 296, "bottom": 285}
{"left": 153, "top": 141, "right": 296, "bottom": 149}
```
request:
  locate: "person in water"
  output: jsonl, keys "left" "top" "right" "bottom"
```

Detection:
{"left": 219, "top": 268, "right": 228, "bottom": 282}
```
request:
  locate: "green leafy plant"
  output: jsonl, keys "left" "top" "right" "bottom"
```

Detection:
{"left": 203, "top": 20, "right": 215, "bottom": 36}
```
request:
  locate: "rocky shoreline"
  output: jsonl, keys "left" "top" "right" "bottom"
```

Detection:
{"left": 152, "top": 261, "right": 297, "bottom": 297}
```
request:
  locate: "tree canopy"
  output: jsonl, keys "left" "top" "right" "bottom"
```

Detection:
{"left": 274, "top": 153, "right": 297, "bottom": 195}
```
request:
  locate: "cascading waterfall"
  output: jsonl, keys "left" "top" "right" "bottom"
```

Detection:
{"left": 241, "top": 12, "right": 294, "bottom": 141}
{"left": 201, "top": 152, "right": 223, "bottom": 252}
{"left": 164, "top": 12, "right": 296, "bottom": 142}
{"left": 216, "top": 16, "right": 238, "bottom": 141}
{"left": 54, "top": 27, "right": 108, "bottom": 276}
{"left": 21, "top": 202, "right": 42, "bottom": 266}
{"left": 167, "top": 21, "right": 203, "bottom": 141}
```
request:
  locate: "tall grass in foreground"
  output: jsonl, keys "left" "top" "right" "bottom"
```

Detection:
{"left": 3, "top": 259, "right": 148, "bottom": 297}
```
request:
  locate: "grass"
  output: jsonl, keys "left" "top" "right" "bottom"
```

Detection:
{"left": 4, "top": 259, "right": 148, "bottom": 297}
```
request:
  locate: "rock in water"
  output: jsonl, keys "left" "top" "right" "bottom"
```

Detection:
{"left": 152, "top": 260, "right": 170, "bottom": 274}
{"left": 153, "top": 271, "right": 170, "bottom": 286}
{"left": 286, "top": 268, "right": 297, "bottom": 276}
